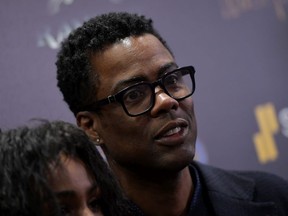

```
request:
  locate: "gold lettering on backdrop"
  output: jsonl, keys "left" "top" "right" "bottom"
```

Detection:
{"left": 253, "top": 103, "right": 279, "bottom": 163}
{"left": 218, "top": 0, "right": 287, "bottom": 21}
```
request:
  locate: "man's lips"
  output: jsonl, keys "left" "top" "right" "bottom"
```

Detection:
{"left": 154, "top": 119, "right": 188, "bottom": 140}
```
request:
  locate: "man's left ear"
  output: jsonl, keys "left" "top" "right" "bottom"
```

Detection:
{"left": 76, "top": 111, "right": 103, "bottom": 145}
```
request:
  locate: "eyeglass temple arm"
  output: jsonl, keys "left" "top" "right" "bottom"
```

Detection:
{"left": 82, "top": 95, "right": 117, "bottom": 111}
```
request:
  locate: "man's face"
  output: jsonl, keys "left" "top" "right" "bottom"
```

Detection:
{"left": 86, "top": 34, "right": 197, "bottom": 173}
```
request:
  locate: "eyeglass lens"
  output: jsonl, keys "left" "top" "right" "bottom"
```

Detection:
{"left": 122, "top": 68, "right": 194, "bottom": 116}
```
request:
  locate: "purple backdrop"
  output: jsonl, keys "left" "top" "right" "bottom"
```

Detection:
{"left": 1, "top": 0, "right": 287, "bottom": 178}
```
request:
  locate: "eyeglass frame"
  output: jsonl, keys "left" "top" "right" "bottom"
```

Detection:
{"left": 82, "top": 66, "right": 196, "bottom": 117}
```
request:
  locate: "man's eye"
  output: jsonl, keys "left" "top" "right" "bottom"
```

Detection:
{"left": 165, "top": 74, "right": 179, "bottom": 85}
{"left": 126, "top": 90, "right": 144, "bottom": 101}
{"left": 123, "top": 86, "right": 147, "bottom": 103}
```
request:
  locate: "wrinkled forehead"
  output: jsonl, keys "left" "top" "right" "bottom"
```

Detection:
{"left": 89, "top": 34, "right": 175, "bottom": 95}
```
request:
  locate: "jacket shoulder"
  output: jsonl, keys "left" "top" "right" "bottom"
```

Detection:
{"left": 233, "top": 169, "right": 288, "bottom": 202}
{"left": 192, "top": 162, "right": 288, "bottom": 215}
{"left": 193, "top": 162, "right": 288, "bottom": 202}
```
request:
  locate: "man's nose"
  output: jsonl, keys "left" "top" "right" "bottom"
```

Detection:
{"left": 150, "top": 86, "right": 179, "bottom": 117}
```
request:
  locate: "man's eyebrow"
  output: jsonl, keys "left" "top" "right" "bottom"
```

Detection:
{"left": 157, "top": 62, "right": 178, "bottom": 78}
{"left": 113, "top": 62, "right": 178, "bottom": 93}
{"left": 114, "top": 76, "right": 147, "bottom": 92}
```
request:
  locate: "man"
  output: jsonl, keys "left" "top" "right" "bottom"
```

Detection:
{"left": 56, "top": 12, "right": 288, "bottom": 216}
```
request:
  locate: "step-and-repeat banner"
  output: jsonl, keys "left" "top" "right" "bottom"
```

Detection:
{"left": 1, "top": 0, "right": 287, "bottom": 178}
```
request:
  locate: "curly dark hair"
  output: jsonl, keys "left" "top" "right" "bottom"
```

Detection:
{"left": 56, "top": 12, "right": 172, "bottom": 116}
{"left": 0, "top": 120, "right": 132, "bottom": 216}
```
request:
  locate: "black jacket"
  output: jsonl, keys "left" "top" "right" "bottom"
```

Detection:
{"left": 194, "top": 162, "right": 288, "bottom": 216}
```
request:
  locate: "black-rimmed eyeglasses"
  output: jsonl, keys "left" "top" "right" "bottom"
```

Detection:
{"left": 83, "top": 66, "right": 196, "bottom": 117}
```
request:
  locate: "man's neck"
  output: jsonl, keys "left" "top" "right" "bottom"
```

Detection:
{"left": 111, "top": 163, "right": 194, "bottom": 216}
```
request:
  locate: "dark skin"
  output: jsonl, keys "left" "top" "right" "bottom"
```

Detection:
{"left": 77, "top": 34, "right": 197, "bottom": 216}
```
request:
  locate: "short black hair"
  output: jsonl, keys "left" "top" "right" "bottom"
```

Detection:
{"left": 56, "top": 12, "right": 172, "bottom": 116}
{"left": 0, "top": 120, "right": 131, "bottom": 216}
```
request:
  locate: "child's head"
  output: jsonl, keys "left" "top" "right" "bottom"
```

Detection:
{"left": 0, "top": 120, "right": 130, "bottom": 216}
